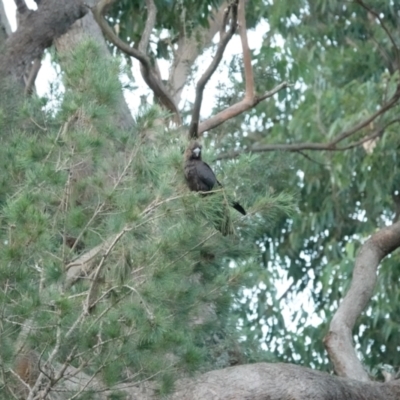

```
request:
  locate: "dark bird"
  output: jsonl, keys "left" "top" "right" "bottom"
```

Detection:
{"left": 184, "top": 141, "right": 246, "bottom": 234}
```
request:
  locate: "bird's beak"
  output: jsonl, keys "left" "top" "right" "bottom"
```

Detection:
{"left": 193, "top": 147, "right": 201, "bottom": 157}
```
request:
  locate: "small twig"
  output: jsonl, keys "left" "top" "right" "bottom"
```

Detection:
{"left": 29, "top": 115, "right": 47, "bottom": 131}
{"left": 164, "top": 230, "right": 219, "bottom": 270}
{"left": 38, "top": 345, "right": 77, "bottom": 399}
{"left": 84, "top": 227, "right": 131, "bottom": 313}
{"left": 124, "top": 285, "right": 154, "bottom": 320}
{"left": 70, "top": 144, "right": 140, "bottom": 253}
{"left": 330, "top": 88, "right": 400, "bottom": 145}
{"left": 294, "top": 150, "right": 330, "bottom": 166}
{"left": 44, "top": 113, "right": 77, "bottom": 163}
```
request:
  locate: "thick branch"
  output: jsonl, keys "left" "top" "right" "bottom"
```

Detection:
{"left": 92, "top": 0, "right": 181, "bottom": 123}
{"left": 188, "top": 0, "right": 238, "bottom": 139}
{"left": 196, "top": 0, "right": 290, "bottom": 136}
{"left": 0, "top": 0, "right": 87, "bottom": 81}
{"left": 14, "top": 0, "right": 28, "bottom": 15}
{"left": 324, "top": 220, "right": 400, "bottom": 380}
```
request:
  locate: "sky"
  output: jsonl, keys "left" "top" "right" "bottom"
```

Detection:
{"left": 3, "top": 0, "right": 269, "bottom": 118}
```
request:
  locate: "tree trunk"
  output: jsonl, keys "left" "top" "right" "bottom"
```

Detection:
{"left": 0, "top": 0, "right": 87, "bottom": 82}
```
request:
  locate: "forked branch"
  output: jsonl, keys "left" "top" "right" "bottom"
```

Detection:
{"left": 324, "top": 220, "right": 400, "bottom": 380}
{"left": 197, "top": 0, "right": 289, "bottom": 135}
{"left": 92, "top": 0, "right": 181, "bottom": 123}
{"left": 188, "top": 0, "right": 239, "bottom": 138}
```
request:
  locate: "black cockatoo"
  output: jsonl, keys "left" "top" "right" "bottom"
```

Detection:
{"left": 184, "top": 141, "right": 245, "bottom": 234}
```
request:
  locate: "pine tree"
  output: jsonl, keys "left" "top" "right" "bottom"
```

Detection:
{"left": 0, "top": 41, "right": 293, "bottom": 398}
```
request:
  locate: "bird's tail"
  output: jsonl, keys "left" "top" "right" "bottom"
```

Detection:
{"left": 231, "top": 201, "right": 246, "bottom": 215}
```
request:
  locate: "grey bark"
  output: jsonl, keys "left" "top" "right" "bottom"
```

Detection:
{"left": 168, "top": 363, "right": 400, "bottom": 400}
{"left": 0, "top": 0, "right": 87, "bottom": 81}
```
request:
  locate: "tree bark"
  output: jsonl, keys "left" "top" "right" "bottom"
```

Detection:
{"left": 325, "top": 220, "right": 400, "bottom": 380}
{"left": 72, "top": 362, "right": 400, "bottom": 400}
{"left": 0, "top": 0, "right": 87, "bottom": 82}
{"left": 167, "top": 363, "right": 400, "bottom": 400}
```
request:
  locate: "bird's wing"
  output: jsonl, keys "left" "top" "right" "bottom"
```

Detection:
{"left": 195, "top": 161, "right": 218, "bottom": 191}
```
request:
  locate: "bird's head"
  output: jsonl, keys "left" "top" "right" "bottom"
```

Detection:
{"left": 186, "top": 141, "right": 202, "bottom": 160}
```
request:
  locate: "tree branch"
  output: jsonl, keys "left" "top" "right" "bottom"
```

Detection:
{"left": 194, "top": 0, "right": 290, "bottom": 135}
{"left": 168, "top": 3, "right": 229, "bottom": 105}
{"left": 138, "top": 0, "right": 156, "bottom": 54}
{"left": 200, "top": 81, "right": 290, "bottom": 135}
{"left": 0, "top": 0, "right": 87, "bottom": 81}
{"left": 215, "top": 111, "right": 400, "bottom": 160}
{"left": 14, "top": 0, "right": 28, "bottom": 15}
{"left": 92, "top": 0, "right": 181, "bottom": 123}
{"left": 324, "top": 220, "right": 400, "bottom": 380}
{"left": 238, "top": 0, "right": 254, "bottom": 99}
{"left": 330, "top": 88, "right": 400, "bottom": 145}
{"left": 188, "top": 0, "right": 238, "bottom": 139}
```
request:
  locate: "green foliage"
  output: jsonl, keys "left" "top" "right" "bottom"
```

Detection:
{"left": 2, "top": 0, "right": 399, "bottom": 394}
{"left": 0, "top": 41, "right": 293, "bottom": 396}
{"left": 208, "top": 0, "right": 400, "bottom": 373}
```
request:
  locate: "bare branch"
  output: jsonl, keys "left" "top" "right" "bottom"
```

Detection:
{"left": 92, "top": 0, "right": 181, "bottom": 123}
{"left": 169, "top": 3, "right": 229, "bottom": 105}
{"left": 238, "top": 0, "right": 254, "bottom": 99}
{"left": 199, "top": 81, "right": 290, "bottom": 135}
{"left": 188, "top": 0, "right": 238, "bottom": 139}
{"left": 138, "top": 0, "right": 156, "bottom": 53}
{"left": 324, "top": 220, "right": 400, "bottom": 380}
{"left": 192, "top": 0, "right": 289, "bottom": 136}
